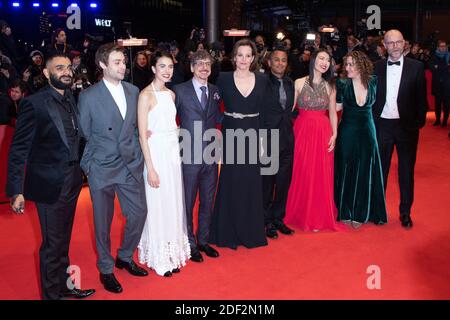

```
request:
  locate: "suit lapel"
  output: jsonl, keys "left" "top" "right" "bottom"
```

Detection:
{"left": 188, "top": 81, "right": 206, "bottom": 117}
{"left": 122, "top": 84, "right": 132, "bottom": 125}
{"left": 379, "top": 61, "right": 388, "bottom": 107}
{"left": 47, "top": 96, "right": 69, "bottom": 149}
{"left": 119, "top": 83, "right": 134, "bottom": 139}
{"left": 397, "top": 58, "right": 409, "bottom": 104}
{"left": 206, "top": 85, "right": 215, "bottom": 116}
{"left": 99, "top": 81, "right": 125, "bottom": 124}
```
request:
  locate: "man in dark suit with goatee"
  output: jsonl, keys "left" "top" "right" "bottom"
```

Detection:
{"left": 373, "top": 29, "right": 427, "bottom": 229}
{"left": 7, "top": 54, "right": 95, "bottom": 299}
{"left": 261, "top": 47, "right": 295, "bottom": 238}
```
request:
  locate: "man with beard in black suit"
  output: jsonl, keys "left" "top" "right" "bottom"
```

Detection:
{"left": 7, "top": 54, "right": 95, "bottom": 299}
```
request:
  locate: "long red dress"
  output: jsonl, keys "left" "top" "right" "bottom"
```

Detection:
{"left": 285, "top": 77, "right": 342, "bottom": 231}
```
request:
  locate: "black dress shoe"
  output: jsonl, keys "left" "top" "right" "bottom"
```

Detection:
{"left": 61, "top": 288, "right": 96, "bottom": 299}
{"left": 190, "top": 248, "right": 204, "bottom": 262}
{"left": 198, "top": 244, "right": 219, "bottom": 258}
{"left": 115, "top": 258, "right": 148, "bottom": 276}
{"left": 265, "top": 225, "right": 278, "bottom": 239}
{"left": 100, "top": 273, "right": 123, "bottom": 293}
{"left": 400, "top": 215, "right": 413, "bottom": 228}
{"left": 164, "top": 271, "right": 172, "bottom": 277}
{"left": 274, "top": 222, "right": 295, "bottom": 235}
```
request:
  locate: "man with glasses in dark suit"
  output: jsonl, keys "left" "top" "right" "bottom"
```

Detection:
{"left": 373, "top": 29, "right": 427, "bottom": 229}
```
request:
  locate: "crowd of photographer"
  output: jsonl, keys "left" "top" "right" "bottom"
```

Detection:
{"left": 0, "top": 19, "right": 449, "bottom": 130}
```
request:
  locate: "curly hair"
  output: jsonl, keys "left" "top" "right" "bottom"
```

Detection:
{"left": 342, "top": 50, "right": 373, "bottom": 88}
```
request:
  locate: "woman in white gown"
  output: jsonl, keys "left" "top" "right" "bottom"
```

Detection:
{"left": 137, "top": 51, "right": 190, "bottom": 277}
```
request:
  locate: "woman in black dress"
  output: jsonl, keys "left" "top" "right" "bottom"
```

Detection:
{"left": 209, "top": 39, "right": 268, "bottom": 249}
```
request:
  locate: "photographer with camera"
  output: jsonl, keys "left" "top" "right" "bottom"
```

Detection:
{"left": 255, "top": 34, "right": 270, "bottom": 73}
{"left": 69, "top": 50, "right": 92, "bottom": 101}
{"left": 0, "top": 54, "right": 18, "bottom": 94}
{"left": 22, "top": 50, "right": 46, "bottom": 94}
{"left": 70, "top": 51, "right": 90, "bottom": 79}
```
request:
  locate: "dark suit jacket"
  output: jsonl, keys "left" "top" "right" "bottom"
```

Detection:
{"left": 428, "top": 53, "right": 450, "bottom": 95}
{"left": 6, "top": 86, "right": 82, "bottom": 204}
{"left": 373, "top": 57, "right": 427, "bottom": 131}
{"left": 261, "top": 73, "right": 295, "bottom": 151}
{"left": 173, "top": 79, "right": 221, "bottom": 164}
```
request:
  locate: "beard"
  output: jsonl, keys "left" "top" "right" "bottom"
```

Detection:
{"left": 49, "top": 73, "right": 73, "bottom": 90}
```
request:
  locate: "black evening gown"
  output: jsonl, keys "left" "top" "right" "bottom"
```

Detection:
{"left": 209, "top": 72, "right": 268, "bottom": 249}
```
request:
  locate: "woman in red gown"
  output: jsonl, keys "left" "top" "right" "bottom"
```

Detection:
{"left": 285, "top": 49, "right": 342, "bottom": 232}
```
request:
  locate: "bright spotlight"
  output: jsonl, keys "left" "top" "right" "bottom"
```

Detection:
{"left": 306, "top": 33, "right": 316, "bottom": 41}
{"left": 276, "top": 32, "right": 285, "bottom": 40}
{"left": 90, "top": 2, "right": 98, "bottom": 8}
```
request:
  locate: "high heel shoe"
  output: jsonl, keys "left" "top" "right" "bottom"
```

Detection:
{"left": 163, "top": 271, "right": 172, "bottom": 277}
{"left": 172, "top": 268, "right": 180, "bottom": 273}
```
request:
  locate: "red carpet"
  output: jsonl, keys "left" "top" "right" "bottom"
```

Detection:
{"left": 0, "top": 113, "right": 449, "bottom": 300}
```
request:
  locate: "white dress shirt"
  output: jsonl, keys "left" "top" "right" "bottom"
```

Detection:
{"left": 103, "top": 79, "right": 127, "bottom": 119}
{"left": 381, "top": 55, "right": 404, "bottom": 119}
{"left": 192, "top": 77, "right": 208, "bottom": 104}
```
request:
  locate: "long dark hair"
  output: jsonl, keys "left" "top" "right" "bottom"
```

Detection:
{"left": 308, "top": 48, "right": 334, "bottom": 86}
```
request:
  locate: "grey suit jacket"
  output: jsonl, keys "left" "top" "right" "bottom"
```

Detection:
{"left": 78, "top": 80, "right": 144, "bottom": 190}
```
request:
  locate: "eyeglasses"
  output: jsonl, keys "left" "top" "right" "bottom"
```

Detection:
{"left": 385, "top": 40, "right": 404, "bottom": 47}
{"left": 194, "top": 61, "right": 212, "bottom": 67}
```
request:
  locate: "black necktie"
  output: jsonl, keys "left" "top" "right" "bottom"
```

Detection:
{"left": 388, "top": 60, "right": 401, "bottom": 66}
{"left": 278, "top": 79, "right": 287, "bottom": 109}
{"left": 200, "top": 86, "right": 207, "bottom": 111}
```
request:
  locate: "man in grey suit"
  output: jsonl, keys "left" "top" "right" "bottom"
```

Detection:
{"left": 173, "top": 50, "right": 221, "bottom": 262}
{"left": 78, "top": 43, "right": 148, "bottom": 294}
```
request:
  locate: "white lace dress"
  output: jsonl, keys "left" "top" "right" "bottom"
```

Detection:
{"left": 138, "top": 85, "right": 191, "bottom": 276}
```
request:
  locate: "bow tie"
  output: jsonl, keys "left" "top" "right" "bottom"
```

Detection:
{"left": 388, "top": 60, "right": 401, "bottom": 66}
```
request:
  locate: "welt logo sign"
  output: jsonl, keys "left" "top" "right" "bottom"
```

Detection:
{"left": 95, "top": 18, "right": 113, "bottom": 27}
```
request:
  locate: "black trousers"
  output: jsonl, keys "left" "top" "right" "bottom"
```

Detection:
{"left": 183, "top": 163, "right": 218, "bottom": 248}
{"left": 262, "top": 139, "right": 294, "bottom": 226}
{"left": 434, "top": 84, "right": 449, "bottom": 123}
{"left": 35, "top": 164, "right": 82, "bottom": 300}
{"left": 377, "top": 119, "right": 419, "bottom": 216}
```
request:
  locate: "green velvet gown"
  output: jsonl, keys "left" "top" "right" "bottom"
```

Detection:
{"left": 334, "top": 76, "right": 388, "bottom": 224}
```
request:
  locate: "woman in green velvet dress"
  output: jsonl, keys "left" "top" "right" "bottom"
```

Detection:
{"left": 334, "top": 51, "right": 387, "bottom": 228}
